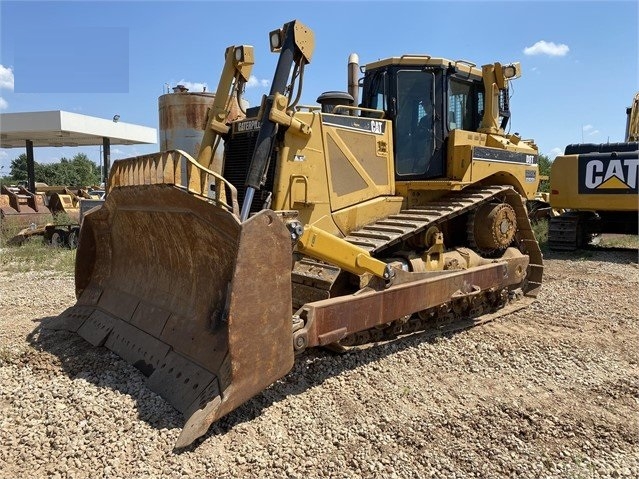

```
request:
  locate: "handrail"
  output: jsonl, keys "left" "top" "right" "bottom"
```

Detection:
{"left": 295, "top": 104, "right": 386, "bottom": 118}
{"left": 295, "top": 105, "right": 322, "bottom": 112}
{"left": 332, "top": 105, "right": 386, "bottom": 118}
{"left": 108, "top": 150, "right": 240, "bottom": 216}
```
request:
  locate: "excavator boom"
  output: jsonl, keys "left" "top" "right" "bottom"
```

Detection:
{"left": 196, "top": 44, "right": 254, "bottom": 174}
{"left": 626, "top": 92, "right": 639, "bottom": 142}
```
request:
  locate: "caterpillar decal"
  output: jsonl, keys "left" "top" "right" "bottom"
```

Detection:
{"left": 578, "top": 151, "right": 638, "bottom": 194}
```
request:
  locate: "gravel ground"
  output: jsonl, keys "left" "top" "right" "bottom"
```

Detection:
{"left": 1, "top": 247, "right": 638, "bottom": 478}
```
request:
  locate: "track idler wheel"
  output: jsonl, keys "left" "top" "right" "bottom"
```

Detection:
{"left": 468, "top": 202, "right": 517, "bottom": 255}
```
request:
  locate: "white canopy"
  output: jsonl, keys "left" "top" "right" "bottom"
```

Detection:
{"left": 0, "top": 110, "right": 156, "bottom": 148}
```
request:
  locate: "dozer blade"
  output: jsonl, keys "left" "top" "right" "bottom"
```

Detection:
{"left": 47, "top": 184, "right": 294, "bottom": 448}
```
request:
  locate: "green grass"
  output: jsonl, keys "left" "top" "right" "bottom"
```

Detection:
{"left": 52, "top": 211, "right": 75, "bottom": 226}
{"left": 596, "top": 234, "right": 639, "bottom": 249}
{"left": 0, "top": 221, "right": 28, "bottom": 247}
{"left": 0, "top": 211, "right": 76, "bottom": 247}
{"left": 531, "top": 219, "right": 549, "bottom": 251}
{"left": 529, "top": 216, "right": 638, "bottom": 252}
{"left": 0, "top": 238, "right": 76, "bottom": 274}
{"left": 1, "top": 216, "right": 76, "bottom": 274}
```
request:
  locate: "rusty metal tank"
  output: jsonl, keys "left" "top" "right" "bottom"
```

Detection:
{"left": 159, "top": 85, "right": 248, "bottom": 160}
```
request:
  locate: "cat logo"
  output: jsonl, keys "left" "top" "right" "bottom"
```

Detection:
{"left": 578, "top": 154, "right": 639, "bottom": 194}
{"left": 235, "top": 119, "right": 261, "bottom": 132}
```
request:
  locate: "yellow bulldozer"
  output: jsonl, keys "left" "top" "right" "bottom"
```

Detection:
{"left": 548, "top": 92, "right": 638, "bottom": 250}
{"left": 50, "top": 20, "right": 543, "bottom": 448}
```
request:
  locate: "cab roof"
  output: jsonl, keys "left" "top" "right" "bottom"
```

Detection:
{"left": 364, "top": 55, "right": 483, "bottom": 79}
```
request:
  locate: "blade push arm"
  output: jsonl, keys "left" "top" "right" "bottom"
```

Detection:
{"left": 478, "top": 62, "right": 521, "bottom": 135}
{"left": 196, "top": 45, "right": 255, "bottom": 173}
{"left": 240, "top": 20, "right": 314, "bottom": 221}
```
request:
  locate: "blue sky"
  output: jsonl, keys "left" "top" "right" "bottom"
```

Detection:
{"left": 0, "top": 0, "right": 637, "bottom": 172}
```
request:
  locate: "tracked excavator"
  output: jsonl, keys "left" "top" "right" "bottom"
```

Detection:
{"left": 548, "top": 92, "right": 639, "bottom": 250}
{"left": 50, "top": 20, "right": 543, "bottom": 448}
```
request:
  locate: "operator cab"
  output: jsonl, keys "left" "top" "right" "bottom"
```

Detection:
{"left": 360, "top": 57, "right": 484, "bottom": 181}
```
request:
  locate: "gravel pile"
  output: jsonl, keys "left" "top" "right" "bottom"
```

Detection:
{"left": 1, "top": 248, "right": 638, "bottom": 478}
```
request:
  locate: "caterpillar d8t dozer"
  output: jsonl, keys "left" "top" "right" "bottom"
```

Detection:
{"left": 50, "top": 20, "right": 543, "bottom": 448}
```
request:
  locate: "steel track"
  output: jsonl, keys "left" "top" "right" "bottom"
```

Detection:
{"left": 291, "top": 186, "right": 543, "bottom": 348}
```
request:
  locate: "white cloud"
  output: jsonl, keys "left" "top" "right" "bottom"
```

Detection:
{"left": 0, "top": 97, "right": 8, "bottom": 110}
{"left": 523, "top": 40, "right": 569, "bottom": 57}
{"left": 549, "top": 147, "right": 562, "bottom": 159}
{"left": 588, "top": 129, "right": 600, "bottom": 136}
{"left": 0, "top": 151, "right": 8, "bottom": 160}
{"left": 582, "top": 124, "right": 593, "bottom": 131}
{"left": 0, "top": 65, "right": 14, "bottom": 90}
{"left": 246, "top": 75, "right": 270, "bottom": 89}
{"left": 175, "top": 80, "right": 208, "bottom": 92}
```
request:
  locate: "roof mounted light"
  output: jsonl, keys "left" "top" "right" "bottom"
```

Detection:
{"left": 269, "top": 28, "right": 283, "bottom": 52}
{"left": 234, "top": 46, "right": 245, "bottom": 62}
{"left": 503, "top": 63, "right": 521, "bottom": 80}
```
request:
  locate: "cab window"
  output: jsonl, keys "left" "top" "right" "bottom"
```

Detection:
{"left": 448, "top": 78, "right": 483, "bottom": 131}
{"left": 395, "top": 70, "right": 435, "bottom": 176}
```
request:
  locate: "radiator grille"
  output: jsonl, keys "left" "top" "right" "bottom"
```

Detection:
{"left": 222, "top": 129, "right": 278, "bottom": 214}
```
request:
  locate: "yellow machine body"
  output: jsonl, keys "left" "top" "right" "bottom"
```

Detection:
{"left": 550, "top": 152, "right": 638, "bottom": 211}
{"left": 548, "top": 92, "right": 638, "bottom": 250}
{"left": 51, "top": 20, "right": 544, "bottom": 448}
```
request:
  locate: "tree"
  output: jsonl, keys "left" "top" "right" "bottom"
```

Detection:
{"left": 41, "top": 162, "right": 66, "bottom": 186}
{"left": 9, "top": 153, "right": 29, "bottom": 182}
{"left": 6, "top": 152, "right": 100, "bottom": 187}
{"left": 8, "top": 153, "right": 46, "bottom": 184}
{"left": 537, "top": 153, "right": 552, "bottom": 193}
{"left": 69, "top": 153, "right": 100, "bottom": 186}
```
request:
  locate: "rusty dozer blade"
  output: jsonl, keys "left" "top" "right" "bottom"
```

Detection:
{"left": 48, "top": 171, "right": 294, "bottom": 448}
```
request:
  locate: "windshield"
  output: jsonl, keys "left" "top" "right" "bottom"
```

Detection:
{"left": 395, "top": 70, "right": 435, "bottom": 176}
